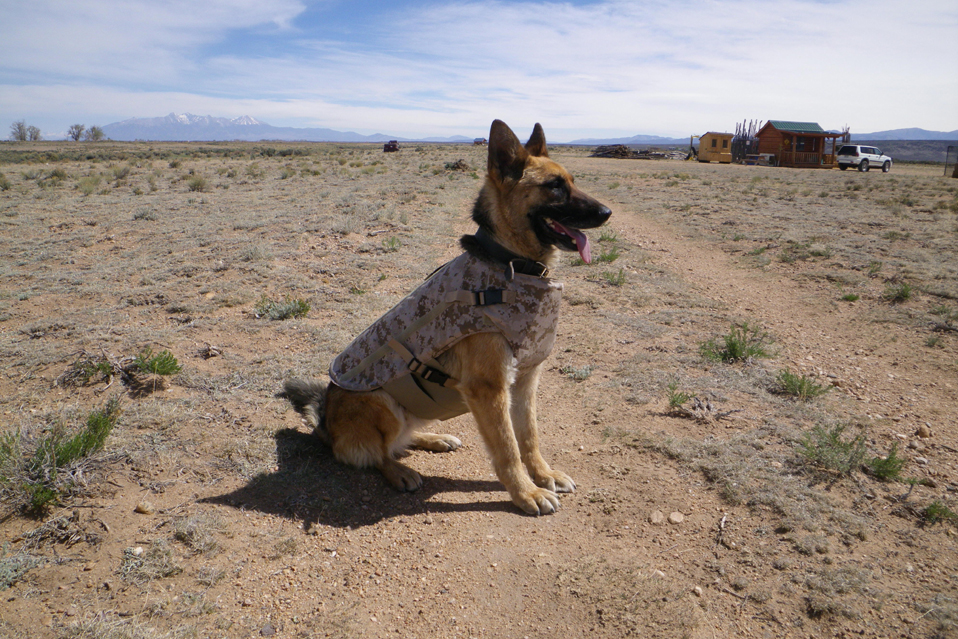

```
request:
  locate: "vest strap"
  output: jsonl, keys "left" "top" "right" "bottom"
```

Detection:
{"left": 387, "top": 339, "right": 455, "bottom": 387}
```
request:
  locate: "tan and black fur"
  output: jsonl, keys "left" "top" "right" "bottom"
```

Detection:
{"left": 282, "top": 120, "right": 610, "bottom": 515}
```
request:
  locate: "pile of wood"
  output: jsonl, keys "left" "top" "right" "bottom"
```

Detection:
{"left": 590, "top": 145, "right": 674, "bottom": 160}
{"left": 590, "top": 144, "right": 639, "bottom": 158}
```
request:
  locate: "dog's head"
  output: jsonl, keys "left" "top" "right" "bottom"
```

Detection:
{"left": 471, "top": 119, "right": 611, "bottom": 265}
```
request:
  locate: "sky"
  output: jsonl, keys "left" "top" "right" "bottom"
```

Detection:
{"left": 1, "top": 0, "right": 956, "bottom": 142}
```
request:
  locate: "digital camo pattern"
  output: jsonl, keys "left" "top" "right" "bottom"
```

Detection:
{"left": 329, "top": 252, "right": 562, "bottom": 393}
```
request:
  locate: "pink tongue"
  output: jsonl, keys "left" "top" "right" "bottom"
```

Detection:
{"left": 553, "top": 221, "right": 592, "bottom": 263}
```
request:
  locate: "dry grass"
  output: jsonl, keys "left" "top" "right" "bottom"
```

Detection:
{"left": 1, "top": 141, "right": 955, "bottom": 638}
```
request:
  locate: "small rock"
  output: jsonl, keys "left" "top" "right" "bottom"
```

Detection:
{"left": 134, "top": 501, "right": 154, "bottom": 515}
{"left": 649, "top": 510, "right": 665, "bottom": 525}
{"left": 652, "top": 570, "right": 666, "bottom": 579}
{"left": 915, "top": 457, "right": 929, "bottom": 466}
{"left": 260, "top": 623, "right": 276, "bottom": 636}
{"left": 916, "top": 424, "right": 932, "bottom": 439}
{"left": 693, "top": 586, "right": 704, "bottom": 597}
{"left": 668, "top": 511, "right": 685, "bottom": 525}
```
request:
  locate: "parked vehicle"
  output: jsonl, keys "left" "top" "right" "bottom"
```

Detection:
{"left": 837, "top": 145, "right": 892, "bottom": 172}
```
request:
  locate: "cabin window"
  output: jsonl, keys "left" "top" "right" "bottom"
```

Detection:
{"left": 722, "top": 139, "right": 728, "bottom": 149}
{"left": 711, "top": 139, "right": 717, "bottom": 148}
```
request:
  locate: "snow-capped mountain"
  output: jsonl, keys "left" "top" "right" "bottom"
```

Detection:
{"left": 101, "top": 113, "right": 400, "bottom": 142}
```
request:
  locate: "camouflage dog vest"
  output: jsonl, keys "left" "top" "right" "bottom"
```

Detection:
{"left": 329, "top": 251, "right": 562, "bottom": 421}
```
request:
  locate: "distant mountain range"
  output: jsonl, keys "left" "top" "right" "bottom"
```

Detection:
{"left": 100, "top": 113, "right": 471, "bottom": 143}
{"left": 851, "top": 128, "right": 958, "bottom": 141}
{"left": 568, "top": 133, "right": 690, "bottom": 146}
{"left": 572, "top": 128, "right": 957, "bottom": 146}
{"left": 95, "top": 114, "right": 956, "bottom": 145}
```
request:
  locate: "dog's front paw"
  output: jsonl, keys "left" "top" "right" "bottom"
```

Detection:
{"left": 533, "top": 469, "right": 576, "bottom": 494}
{"left": 513, "top": 486, "right": 560, "bottom": 516}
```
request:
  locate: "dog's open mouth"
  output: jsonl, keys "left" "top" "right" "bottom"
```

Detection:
{"left": 544, "top": 218, "right": 592, "bottom": 263}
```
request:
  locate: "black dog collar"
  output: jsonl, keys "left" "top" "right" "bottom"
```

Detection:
{"left": 472, "top": 227, "right": 549, "bottom": 279}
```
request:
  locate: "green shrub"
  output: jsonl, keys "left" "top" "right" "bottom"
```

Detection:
{"left": 882, "top": 282, "right": 913, "bottom": 304}
{"left": 254, "top": 295, "right": 310, "bottom": 320}
{"left": 798, "top": 423, "right": 867, "bottom": 476}
{"left": 666, "top": 381, "right": 692, "bottom": 410}
{"left": 775, "top": 368, "right": 831, "bottom": 400}
{"left": 133, "top": 207, "right": 157, "bottom": 221}
{"left": 77, "top": 175, "right": 101, "bottom": 196}
{"left": 594, "top": 245, "right": 620, "bottom": 263}
{"left": 602, "top": 268, "right": 626, "bottom": 286}
{"left": 923, "top": 501, "right": 957, "bottom": 525}
{"left": 0, "top": 551, "right": 43, "bottom": 590}
{"left": 866, "top": 443, "right": 906, "bottom": 482}
{"left": 186, "top": 176, "right": 208, "bottom": 192}
{"left": 2, "top": 397, "right": 122, "bottom": 515}
{"left": 51, "top": 397, "right": 121, "bottom": 467}
{"left": 560, "top": 365, "right": 593, "bottom": 381}
{"left": 134, "top": 348, "right": 181, "bottom": 376}
{"left": 700, "top": 322, "right": 772, "bottom": 363}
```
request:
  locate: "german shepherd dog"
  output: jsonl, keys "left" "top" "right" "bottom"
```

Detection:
{"left": 282, "top": 120, "right": 610, "bottom": 515}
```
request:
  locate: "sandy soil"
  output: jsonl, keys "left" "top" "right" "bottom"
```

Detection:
{"left": 0, "top": 142, "right": 956, "bottom": 639}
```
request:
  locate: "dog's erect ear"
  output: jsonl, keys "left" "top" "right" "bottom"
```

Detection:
{"left": 525, "top": 123, "right": 548, "bottom": 157}
{"left": 488, "top": 119, "right": 528, "bottom": 183}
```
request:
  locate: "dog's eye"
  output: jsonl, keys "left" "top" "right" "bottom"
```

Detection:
{"left": 543, "top": 179, "right": 566, "bottom": 197}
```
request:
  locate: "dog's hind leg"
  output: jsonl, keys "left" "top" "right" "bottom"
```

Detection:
{"left": 511, "top": 366, "right": 575, "bottom": 493}
{"left": 404, "top": 412, "right": 462, "bottom": 452}
{"left": 325, "top": 385, "right": 424, "bottom": 492}
{"left": 409, "top": 431, "right": 462, "bottom": 452}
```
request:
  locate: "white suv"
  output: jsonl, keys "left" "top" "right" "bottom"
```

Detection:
{"left": 837, "top": 145, "right": 892, "bottom": 172}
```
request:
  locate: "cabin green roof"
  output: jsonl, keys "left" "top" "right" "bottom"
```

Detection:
{"left": 767, "top": 120, "right": 826, "bottom": 134}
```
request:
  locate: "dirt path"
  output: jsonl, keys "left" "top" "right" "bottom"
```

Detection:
{"left": 617, "top": 201, "right": 957, "bottom": 441}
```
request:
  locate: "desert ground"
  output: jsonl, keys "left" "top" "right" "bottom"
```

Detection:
{"left": 1, "top": 140, "right": 956, "bottom": 639}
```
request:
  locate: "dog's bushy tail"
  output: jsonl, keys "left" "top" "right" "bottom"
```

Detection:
{"left": 278, "top": 379, "right": 329, "bottom": 442}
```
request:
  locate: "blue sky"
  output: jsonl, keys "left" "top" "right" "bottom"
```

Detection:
{"left": 1, "top": 0, "right": 955, "bottom": 141}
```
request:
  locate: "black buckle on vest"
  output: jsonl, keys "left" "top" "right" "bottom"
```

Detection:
{"left": 408, "top": 358, "right": 452, "bottom": 387}
{"left": 473, "top": 288, "right": 505, "bottom": 306}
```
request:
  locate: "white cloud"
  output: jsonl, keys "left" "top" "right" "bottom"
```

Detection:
{"left": 1, "top": 0, "right": 955, "bottom": 139}
{"left": 0, "top": 1, "right": 307, "bottom": 84}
